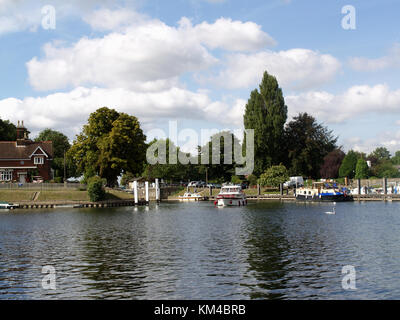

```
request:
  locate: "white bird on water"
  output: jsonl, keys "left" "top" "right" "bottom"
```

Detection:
{"left": 325, "top": 202, "right": 336, "bottom": 215}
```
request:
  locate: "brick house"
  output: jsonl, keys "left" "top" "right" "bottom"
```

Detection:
{"left": 0, "top": 121, "right": 53, "bottom": 183}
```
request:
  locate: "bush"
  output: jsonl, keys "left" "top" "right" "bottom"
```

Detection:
{"left": 231, "top": 175, "right": 242, "bottom": 184}
{"left": 54, "top": 176, "right": 63, "bottom": 183}
{"left": 87, "top": 176, "right": 106, "bottom": 202}
{"left": 247, "top": 174, "right": 258, "bottom": 186}
{"left": 258, "top": 164, "right": 289, "bottom": 187}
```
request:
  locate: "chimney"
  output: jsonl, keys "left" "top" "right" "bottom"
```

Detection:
{"left": 16, "top": 120, "right": 30, "bottom": 145}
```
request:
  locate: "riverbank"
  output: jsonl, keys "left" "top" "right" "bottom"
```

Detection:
{"left": 4, "top": 188, "right": 400, "bottom": 211}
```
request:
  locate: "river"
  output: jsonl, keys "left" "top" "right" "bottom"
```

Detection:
{"left": 0, "top": 201, "right": 399, "bottom": 299}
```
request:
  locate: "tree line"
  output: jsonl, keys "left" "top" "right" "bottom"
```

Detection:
{"left": 1, "top": 70, "right": 399, "bottom": 186}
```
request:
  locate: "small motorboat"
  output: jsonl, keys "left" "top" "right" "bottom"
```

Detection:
{"left": 0, "top": 202, "right": 18, "bottom": 210}
{"left": 178, "top": 192, "right": 205, "bottom": 201}
{"left": 215, "top": 184, "right": 247, "bottom": 207}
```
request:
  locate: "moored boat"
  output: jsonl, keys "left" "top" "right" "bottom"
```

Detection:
{"left": 0, "top": 201, "right": 18, "bottom": 210}
{"left": 296, "top": 182, "right": 353, "bottom": 202}
{"left": 215, "top": 185, "right": 247, "bottom": 206}
{"left": 178, "top": 192, "right": 206, "bottom": 201}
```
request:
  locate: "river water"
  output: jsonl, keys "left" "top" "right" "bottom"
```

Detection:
{"left": 0, "top": 201, "right": 399, "bottom": 299}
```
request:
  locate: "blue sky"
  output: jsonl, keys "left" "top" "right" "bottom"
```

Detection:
{"left": 1, "top": 0, "right": 400, "bottom": 154}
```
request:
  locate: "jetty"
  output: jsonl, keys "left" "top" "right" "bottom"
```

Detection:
{"left": 14, "top": 199, "right": 148, "bottom": 210}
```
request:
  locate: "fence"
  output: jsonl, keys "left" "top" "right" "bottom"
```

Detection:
{"left": 0, "top": 183, "right": 86, "bottom": 190}
{"left": 346, "top": 178, "right": 400, "bottom": 195}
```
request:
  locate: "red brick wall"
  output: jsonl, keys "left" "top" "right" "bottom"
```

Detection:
{"left": 0, "top": 158, "right": 52, "bottom": 182}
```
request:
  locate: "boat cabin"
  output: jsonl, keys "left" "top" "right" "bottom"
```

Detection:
{"left": 220, "top": 185, "right": 242, "bottom": 194}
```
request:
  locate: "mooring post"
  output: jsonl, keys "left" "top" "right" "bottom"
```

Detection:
{"left": 155, "top": 178, "right": 160, "bottom": 203}
{"left": 383, "top": 177, "right": 387, "bottom": 195}
{"left": 209, "top": 186, "right": 212, "bottom": 196}
{"left": 280, "top": 183, "right": 283, "bottom": 196}
{"left": 257, "top": 184, "right": 261, "bottom": 196}
{"left": 145, "top": 181, "right": 149, "bottom": 205}
{"left": 133, "top": 180, "right": 138, "bottom": 205}
{"left": 357, "top": 178, "right": 361, "bottom": 195}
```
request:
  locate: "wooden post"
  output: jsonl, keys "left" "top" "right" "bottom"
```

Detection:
{"left": 280, "top": 183, "right": 283, "bottom": 196}
{"left": 257, "top": 184, "right": 261, "bottom": 196}
{"left": 209, "top": 186, "right": 212, "bottom": 196}
{"left": 357, "top": 178, "right": 361, "bottom": 195}
{"left": 383, "top": 177, "right": 387, "bottom": 195}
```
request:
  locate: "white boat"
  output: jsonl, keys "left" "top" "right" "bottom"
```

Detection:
{"left": 296, "top": 182, "right": 353, "bottom": 202}
{"left": 215, "top": 185, "right": 247, "bottom": 207}
{"left": 0, "top": 202, "right": 17, "bottom": 210}
{"left": 178, "top": 192, "right": 205, "bottom": 201}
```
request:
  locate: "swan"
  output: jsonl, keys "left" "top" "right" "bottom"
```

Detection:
{"left": 325, "top": 202, "right": 336, "bottom": 215}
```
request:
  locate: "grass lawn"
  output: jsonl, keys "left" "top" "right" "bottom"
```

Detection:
{"left": 0, "top": 190, "right": 36, "bottom": 201}
{"left": 105, "top": 189, "right": 134, "bottom": 200}
{"left": 0, "top": 189, "right": 134, "bottom": 202}
{"left": 38, "top": 191, "right": 89, "bottom": 201}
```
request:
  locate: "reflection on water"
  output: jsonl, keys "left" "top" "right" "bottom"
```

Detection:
{"left": 0, "top": 201, "right": 400, "bottom": 299}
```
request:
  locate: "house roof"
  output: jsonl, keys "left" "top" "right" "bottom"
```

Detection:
{"left": 0, "top": 141, "right": 53, "bottom": 159}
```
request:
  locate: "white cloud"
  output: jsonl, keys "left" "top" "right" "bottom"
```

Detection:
{"left": 0, "top": 86, "right": 245, "bottom": 139}
{"left": 82, "top": 8, "right": 148, "bottom": 31}
{"left": 286, "top": 84, "right": 400, "bottom": 123}
{"left": 178, "top": 17, "right": 276, "bottom": 51}
{"left": 209, "top": 49, "right": 341, "bottom": 90}
{"left": 349, "top": 43, "right": 400, "bottom": 72}
{"left": 83, "top": 9, "right": 275, "bottom": 52}
{"left": 343, "top": 131, "right": 400, "bottom": 155}
{"left": 28, "top": 11, "right": 276, "bottom": 92}
{"left": 27, "top": 19, "right": 218, "bottom": 91}
{"left": 0, "top": 0, "right": 118, "bottom": 35}
{"left": 0, "top": 1, "right": 41, "bottom": 34}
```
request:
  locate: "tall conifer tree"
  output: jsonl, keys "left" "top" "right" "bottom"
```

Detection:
{"left": 243, "top": 71, "right": 287, "bottom": 175}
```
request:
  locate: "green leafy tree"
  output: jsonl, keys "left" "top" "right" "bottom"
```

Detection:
{"left": 339, "top": 150, "right": 359, "bottom": 178}
{"left": 258, "top": 164, "right": 289, "bottom": 187}
{"left": 35, "top": 129, "right": 76, "bottom": 180}
{"left": 68, "top": 107, "right": 147, "bottom": 186}
{"left": 35, "top": 129, "right": 70, "bottom": 158}
{"left": 375, "top": 160, "right": 400, "bottom": 178}
{"left": 285, "top": 113, "right": 337, "bottom": 178}
{"left": 355, "top": 158, "right": 369, "bottom": 179}
{"left": 198, "top": 131, "right": 242, "bottom": 182}
{"left": 0, "top": 118, "right": 16, "bottom": 141}
{"left": 391, "top": 151, "right": 400, "bottom": 165}
{"left": 369, "top": 147, "right": 391, "bottom": 162}
{"left": 87, "top": 176, "right": 106, "bottom": 202}
{"left": 231, "top": 175, "right": 242, "bottom": 184}
{"left": 142, "top": 138, "right": 194, "bottom": 182}
{"left": 120, "top": 172, "right": 135, "bottom": 187}
{"left": 246, "top": 174, "right": 258, "bottom": 186}
{"left": 243, "top": 71, "right": 287, "bottom": 175}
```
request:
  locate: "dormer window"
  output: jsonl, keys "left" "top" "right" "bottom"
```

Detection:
{"left": 34, "top": 157, "right": 44, "bottom": 165}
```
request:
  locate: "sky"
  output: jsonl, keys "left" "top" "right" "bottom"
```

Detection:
{"left": 1, "top": 0, "right": 400, "bottom": 155}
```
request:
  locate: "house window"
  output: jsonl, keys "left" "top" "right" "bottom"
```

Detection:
{"left": 34, "top": 157, "right": 44, "bottom": 165}
{"left": 0, "top": 170, "right": 13, "bottom": 181}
